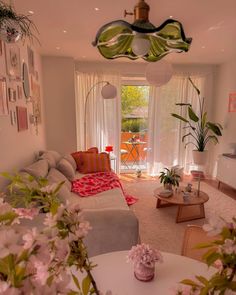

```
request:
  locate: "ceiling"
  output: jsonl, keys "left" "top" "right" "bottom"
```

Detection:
{"left": 15, "top": 0, "right": 236, "bottom": 64}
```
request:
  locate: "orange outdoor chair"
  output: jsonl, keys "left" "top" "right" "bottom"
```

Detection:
{"left": 181, "top": 225, "right": 219, "bottom": 262}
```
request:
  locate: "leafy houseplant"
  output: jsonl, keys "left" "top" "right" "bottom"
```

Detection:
{"left": 0, "top": 0, "right": 38, "bottom": 43}
{"left": 159, "top": 168, "right": 180, "bottom": 190}
{"left": 171, "top": 78, "right": 222, "bottom": 164}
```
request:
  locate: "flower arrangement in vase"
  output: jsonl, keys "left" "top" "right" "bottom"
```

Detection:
{"left": 159, "top": 167, "right": 181, "bottom": 191}
{"left": 174, "top": 216, "right": 236, "bottom": 295}
{"left": 127, "top": 243, "right": 163, "bottom": 282}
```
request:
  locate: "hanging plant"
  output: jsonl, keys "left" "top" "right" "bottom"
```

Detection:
{"left": 0, "top": 0, "right": 38, "bottom": 43}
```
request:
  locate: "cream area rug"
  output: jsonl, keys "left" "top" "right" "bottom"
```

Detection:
{"left": 121, "top": 177, "right": 236, "bottom": 255}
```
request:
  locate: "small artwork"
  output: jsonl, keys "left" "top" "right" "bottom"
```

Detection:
{"left": 228, "top": 93, "right": 236, "bottom": 112}
{"left": 16, "top": 106, "right": 28, "bottom": 131}
{"left": 5, "top": 43, "right": 21, "bottom": 80}
{"left": 17, "top": 85, "right": 23, "bottom": 99}
{"left": 0, "top": 78, "right": 8, "bottom": 116}
{"left": 27, "top": 46, "right": 35, "bottom": 75}
{"left": 0, "top": 40, "right": 2, "bottom": 56}
{"left": 10, "top": 110, "right": 17, "bottom": 125}
{"left": 8, "top": 87, "right": 17, "bottom": 102}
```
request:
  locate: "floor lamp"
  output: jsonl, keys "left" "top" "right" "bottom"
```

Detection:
{"left": 84, "top": 81, "right": 117, "bottom": 149}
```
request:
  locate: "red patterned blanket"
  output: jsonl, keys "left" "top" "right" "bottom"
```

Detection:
{"left": 71, "top": 172, "right": 138, "bottom": 206}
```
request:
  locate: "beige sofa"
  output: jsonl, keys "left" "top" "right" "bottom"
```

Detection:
{"left": 19, "top": 150, "right": 139, "bottom": 257}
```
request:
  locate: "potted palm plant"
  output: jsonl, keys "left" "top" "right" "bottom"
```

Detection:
{"left": 171, "top": 77, "right": 223, "bottom": 165}
{"left": 159, "top": 168, "right": 180, "bottom": 190}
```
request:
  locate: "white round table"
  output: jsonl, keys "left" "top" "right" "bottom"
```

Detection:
{"left": 73, "top": 251, "right": 215, "bottom": 295}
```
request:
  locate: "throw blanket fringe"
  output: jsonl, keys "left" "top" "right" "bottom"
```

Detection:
{"left": 71, "top": 172, "right": 138, "bottom": 206}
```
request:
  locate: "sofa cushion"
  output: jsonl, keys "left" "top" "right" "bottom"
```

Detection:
{"left": 40, "top": 152, "right": 56, "bottom": 168}
{"left": 39, "top": 150, "right": 62, "bottom": 165}
{"left": 71, "top": 147, "right": 98, "bottom": 172}
{"left": 22, "top": 160, "right": 49, "bottom": 178}
{"left": 57, "top": 158, "right": 75, "bottom": 181}
{"left": 79, "top": 152, "right": 111, "bottom": 174}
{"left": 63, "top": 154, "right": 77, "bottom": 171}
{"left": 47, "top": 168, "right": 71, "bottom": 190}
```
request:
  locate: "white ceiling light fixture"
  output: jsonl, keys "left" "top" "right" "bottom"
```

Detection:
{"left": 145, "top": 60, "right": 173, "bottom": 87}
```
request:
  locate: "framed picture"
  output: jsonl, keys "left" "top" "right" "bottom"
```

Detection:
{"left": 8, "top": 87, "right": 17, "bottom": 102}
{"left": 0, "top": 40, "right": 2, "bottom": 56}
{"left": 27, "top": 46, "right": 35, "bottom": 75}
{"left": 17, "top": 85, "right": 23, "bottom": 99}
{"left": 10, "top": 109, "right": 17, "bottom": 125}
{"left": 5, "top": 43, "right": 21, "bottom": 80}
{"left": 0, "top": 78, "right": 8, "bottom": 115}
{"left": 228, "top": 93, "right": 236, "bottom": 112}
{"left": 16, "top": 106, "right": 28, "bottom": 131}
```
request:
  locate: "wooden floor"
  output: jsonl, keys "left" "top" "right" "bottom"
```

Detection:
{"left": 120, "top": 173, "right": 236, "bottom": 201}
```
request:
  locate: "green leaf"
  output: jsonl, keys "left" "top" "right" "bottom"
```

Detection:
{"left": 82, "top": 275, "right": 91, "bottom": 295}
{"left": 180, "top": 279, "right": 198, "bottom": 287}
{"left": 205, "top": 252, "right": 221, "bottom": 266}
{"left": 195, "top": 275, "right": 209, "bottom": 286}
{"left": 206, "top": 122, "right": 222, "bottom": 136}
{"left": 195, "top": 242, "right": 214, "bottom": 249}
{"left": 188, "top": 107, "right": 199, "bottom": 122}
{"left": 171, "top": 113, "right": 189, "bottom": 123}
{"left": 189, "top": 77, "right": 200, "bottom": 95}
{"left": 201, "top": 112, "right": 207, "bottom": 128}
{"left": 72, "top": 274, "right": 81, "bottom": 291}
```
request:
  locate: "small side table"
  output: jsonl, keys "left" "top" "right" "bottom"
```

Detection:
{"left": 110, "top": 153, "right": 118, "bottom": 173}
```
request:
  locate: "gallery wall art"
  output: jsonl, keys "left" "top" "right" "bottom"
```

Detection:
{"left": 0, "top": 77, "right": 8, "bottom": 115}
{"left": 228, "top": 93, "right": 236, "bottom": 112}
{"left": 5, "top": 43, "right": 21, "bottom": 80}
{"left": 16, "top": 106, "right": 28, "bottom": 131}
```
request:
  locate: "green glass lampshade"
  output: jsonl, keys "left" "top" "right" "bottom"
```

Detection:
{"left": 93, "top": 0, "right": 192, "bottom": 62}
{"left": 93, "top": 19, "right": 192, "bottom": 62}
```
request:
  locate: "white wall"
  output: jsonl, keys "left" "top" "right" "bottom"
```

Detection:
{"left": 0, "top": 41, "right": 46, "bottom": 189}
{"left": 42, "top": 56, "right": 77, "bottom": 154}
{"left": 211, "top": 57, "right": 236, "bottom": 176}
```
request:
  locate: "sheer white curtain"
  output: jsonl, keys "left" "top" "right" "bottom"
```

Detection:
{"left": 75, "top": 72, "right": 121, "bottom": 168}
{"left": 147, "top": 75, "right": 205, "bottom": 176}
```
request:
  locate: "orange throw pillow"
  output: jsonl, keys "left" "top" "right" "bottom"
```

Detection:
{"left": 71, "top": 147, "right": 99, "bottom": 172}
{"left": 79, "top": 152, "right": 111, "bottom": 174}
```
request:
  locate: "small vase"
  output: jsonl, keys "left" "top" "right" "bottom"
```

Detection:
{"left": 164, "top": 183, "right": 172, "bottom": 191}
{"left": 134, "top": 262, "right": 155, "bottom": 282}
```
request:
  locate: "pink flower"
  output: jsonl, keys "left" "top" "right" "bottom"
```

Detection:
{"left": 127, "top": 243, "right": 163, "bottom": 267}
{"left": 221, "top": 239, "right": 236, "bottom": 255}
{"left": 75, "top": 221, "right": 92, "bottom": 238}
{"left": 31, "top": 257, "right": 49, "bottom": 285}
{"left": 14, "top": 208, "right": 39, "bottom": 220}
{"left": 214, "top": 259, "right": 223, "bottom": 271}
{"left": 40, "top": 183, "right": 59, "bottom": 194}
{"left": 0, "top": 228, "right": 23, "bottom": 258}
{"left": 203, "top": 216, "right": 226, "bottom": 236}
{"left": 0, "top": 281, "right": 10, "bottom": 292}
{"left": 22, "top": 227, "right": 38, "bottom": 249}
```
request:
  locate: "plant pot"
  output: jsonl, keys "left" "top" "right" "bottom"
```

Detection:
{"left": 134, "top": 262, "right": 155, "bottom": 282}
{"left": 192, "top": 150, "right": 208, "bottom": 165}
{"left": 164, "top": 183, "right": 173, "bottom": 190}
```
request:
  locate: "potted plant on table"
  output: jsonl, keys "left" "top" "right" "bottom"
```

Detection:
{"left": 159, "top": 167, "right": 180, "bottom": 190}
{"left": 171, "top": 77, "right": 223, "bottom": 165}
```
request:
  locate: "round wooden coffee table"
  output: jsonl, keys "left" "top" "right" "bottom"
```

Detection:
{"left": 154, "top": 186, "right": 209, "bottom": 223}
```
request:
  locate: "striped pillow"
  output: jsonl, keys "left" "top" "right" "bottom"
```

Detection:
{"left": 71, "top": 147, "right": 98, "bottom": 172}
{"left": 79, "top": 152, "right": 111, "bottom": 174}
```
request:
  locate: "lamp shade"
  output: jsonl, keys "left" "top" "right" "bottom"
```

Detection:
{"left": 101, "top": 83, "right": 117, "bottom": 99}
{"left": 146, "top": 60, "right": 173, "bottom": 86}
{"left": 132, "top": 34, "right": 151, "bottom": 56}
